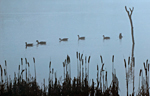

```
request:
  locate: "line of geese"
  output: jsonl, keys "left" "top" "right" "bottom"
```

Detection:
{"left": 25, "top": 33, "right": 123, "bottom": 48}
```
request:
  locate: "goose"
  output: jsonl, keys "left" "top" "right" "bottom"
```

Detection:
{"left": 36, "top": 40, "right": 46, "bottom": 45}
{"left": 25, "top": 42, "right": 33, "bottom": 47}
{"left": 59, "top": 38, "right": 68, "bottom": 42}
{"left": 77, "top": 35, "right": 85, "bottom": 40}
{"left": 119, "top": 33, "right": 123, "bottom": 39}
{"left": 103, "top": 35, "right": 110, "bottom": 39}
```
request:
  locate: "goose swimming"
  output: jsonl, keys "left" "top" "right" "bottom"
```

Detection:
{"left": 36, "top": 40, "right": 46, "bottom": 45}
{"left": 59, "top": 38, "right": 68, "bottom": 42}
{"left": 25, "top": 42, "right": 33, "bottom": 48}
{"left": 103, "top": 35, "right": 110, "bottom": 39}
{"left": 77, "top": 35, "right": 85, "bottom": 40}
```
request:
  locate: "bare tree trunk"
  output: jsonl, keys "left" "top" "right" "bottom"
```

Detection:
{"left": 125, "top": 6, "right": 135, "bottom": 96}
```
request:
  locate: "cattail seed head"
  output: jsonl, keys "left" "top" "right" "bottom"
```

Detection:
{"left": 124, "top": 59, "right": 126, "bottom": 68}
{"left": 5, "top": 60, "right": 7, "bottom": 67}
{"left": 79, "top": 53, "right": 80, "bottom": 60}
{"left": 63, "top": 62, "right": 65, "bottom": 67}
{"left": 21, "top": 69, "right": 25, "bottom": 74}
{"left": 139, "top": 69, "right": 142, "bottom": 76}
{"left": 145, "top": 69, "right": 147, "bottom": 76}
{"left": 25, "top": 58, "right": 27, "bottom": 64}
{"left": 76, "top": 52, "right": 78, "bottom": 59}
{"left": 0, "top": 65, "right": 3, "bottom": 77}
{"left": 146, "top": 59, "right": 148, "bottom": 67}
{"left": 28, "top": 62, "right": 30, "bottom": 67}
{"left": 100, "top": 55, "right": 103, "bottom": 63}
{"left": 102, "top": 64, "right": 104, "bottom": 71}
{"left": 52, "top": 68, "right": 54, "bottom": 74}
{"left": 97, "top": 65, "right": 98, "bottom": 70}
{"left": 49, "top": 61, "right": 51, "bottom": 68}
{"left": 143, "top": 62, "right": 146, "bottom": 70}
{"left": 33, "top": 57, "right": 35, "bottom": 63}
{"left": 148, "top": 64, "right": 149, "bottom": 71}
{"left": 128, "top": 57, "right": 130, "bottom": 65}
{"left": 88, "top": 56, "right": 91, "bottom": 63}
{"left": 67, "top": 55, "right": 70, "bottom": 64}
{"left": 4, "top": 69, "right": 6, "bottom": 76}
{"left": 18, "top": 65, "right": 20, "bottom": 70}
{"left": 21, "top": 58, "right": 23, "bottom": 65}
{"left": 112, "top": 55, "right": 114, "bottom": 62}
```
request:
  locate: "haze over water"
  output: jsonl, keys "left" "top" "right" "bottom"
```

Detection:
{"left": 0, "top": 0, "right": 150, "bottom": 95}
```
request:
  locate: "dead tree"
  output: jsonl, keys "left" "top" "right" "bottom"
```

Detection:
{"left": 125, "top": 6, "right": 135, "bottom": 96}
{"left": 125, "top": 6, "right": 135, "bottom": 44}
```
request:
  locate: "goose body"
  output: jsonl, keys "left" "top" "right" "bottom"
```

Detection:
{"left": 103, "top": 35, "right": 110, "bottom": 39}
{"left": 77, "top": 35, "right": 85, "bottom": 40}
{"left": 59, "top": 38, "right": 68, "bottom": 42}
{"left": 119, "top": 33, "right": 123, "bottom": 39}
{"left": 36, "top": 40, "right": 46, "bottom": 45}
{"left": 25, "top": 42, "right": 33, "bottom": 48}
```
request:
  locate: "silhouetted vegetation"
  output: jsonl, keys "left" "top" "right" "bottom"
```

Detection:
{"left": 0, "top": 53, "right": 121, "bottom": 96}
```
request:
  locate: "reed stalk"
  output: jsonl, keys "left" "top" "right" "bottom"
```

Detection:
{"left": 21, "top": 58, "right": 23, "bottom": 81}
{"left": 97, "top": 64, "right": 99, "bottom": 89}
{"left": 52, "top": 68, "right": 54, "bottom": 86}
{"left": 49, "top": 61, "right": 51, "bottom": 82}
{"left": 27, "top": 62, "right": 30, "bottom": 82}
{"left": 76, "top": 52, "right": 78, "bottom": 79}
{"left": 88, "top": 56, "right": 91, "bottom": 82}
{"left": 82, "top": 59, "right": 84, "bottom": 86}
{"left": 85, "top": 56, "right": 87, "bottom": 79}
{"left": 124, "top": 59, "right": 128, "bottom": 96}
{"left": 112, "top": 55, "right": 114, "bottom": 82}
{"left": 33, "top": 57, "right": 36, "bottom": 81}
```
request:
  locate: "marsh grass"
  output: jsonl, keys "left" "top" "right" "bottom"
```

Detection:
{"left": 1, "top": 54, "right": 147, "bottom": 96}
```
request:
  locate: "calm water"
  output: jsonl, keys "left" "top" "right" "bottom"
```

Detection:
{"left": 0, "top": 0, "right": 150, "bottom": 95}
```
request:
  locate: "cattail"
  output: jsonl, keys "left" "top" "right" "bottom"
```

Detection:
{"left": 21, "top": 58, "right": 23, "bottom": 65}
{"left": 33, "top": 57, "right": 36, "bottom": 81}
{"left": 124, "top": 59, "right": 126, "bottom": 68}
{"left": 143, "top": 62, "right": 146, "bottom": 70}
{"left": 27, "top": 62, "right": 30, "bottom": 81}
{"left": 139, "top": 69, "right": 142, "bottom": 76}
{"left": 82, "top": 59, "right": 84, "bottom": 84}
{"left": 25, "top": 58, "right": 27, "bottom": 64}
{"left": 146, "top": 59, "right": 148, "bottom": 68}
{"left": 145, "top": 68, "right": 147, "bottom": 76}
{"left": 79, "top": 53, "right": 80, "bottom": 60}
{"left": 128, "top": 57, "right": 130, "bottom": 65}
{"left": 67, "top": 55, "right": 70, "bottom": 64}
{"left": 101, "top": 64, "right": 104, "bottom": 71}
{"left": 100, "top": 55, "right": 103, "bottom": 63}
{"left": 5, "top": 60, "right": 7, "bottom": 67}
{"left": 52, "top": 68, "right": 54, "bottom": 85}
{"left": 33, "top": 57, "right": 35, "bottom": 64}
{"left": 88, "top": 56, "right": 91, "bottom": 63}
{"left": 112, "top": 55, "right": 114, "bottom": 62}
{"left": 148, "top": 64, "right": 149, "bottom": 72}
{"left": 85, "top": 56, "right": 87, "bottom": 78}
{"left": 18, "top": 65, "right": 20, "bottom": 81}
{"left": 4, "top": 69, "right": 6, "bottom": 76}
{"left": 76, "top": 52, "right": 78, "bottom": 59}
{"left": 21, "top": 69, "right": 25, "bottom": 75}
{"left": 0, "top": 65, "right": 3, "bottom": 83}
